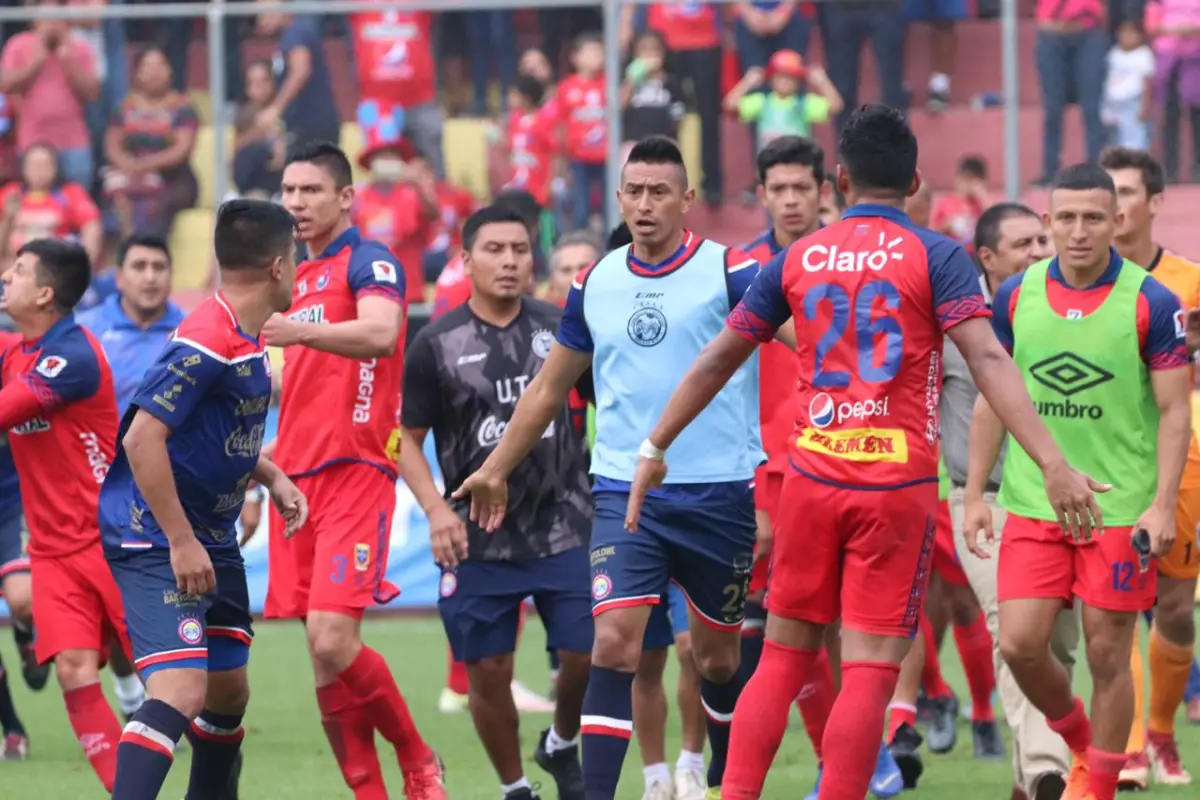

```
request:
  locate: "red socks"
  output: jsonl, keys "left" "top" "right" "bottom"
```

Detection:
{"left": 316, "top": 677, "right": 389, "bottom": 799}
{"left": 339, "top": 646, "right": 433, "bottom": 770}
{"left": 1046, "top": 695, "right": 1093, "bottom": 754}
{"left": 446, "top": 650, "right": 469, "bottom": 695}
{"left": 723, "top": 640, "right": 819, "bottom": 798}
{"left": 63, "top": 681, "right": 122, "bottom": 792}
{"left": 919, "top": 613, "right": 953, "bottom": 698}
{"left": 1086, "top": 746, "right": 1125, "bottom": 800}
{"left": 820, "top": 662, "right": 901, "bottom": 800}
{"left": 887, "top": 703, "right": 918, "bottom": 741}
{"left": 953, "top": 614, "right": 996, "bottom": 722}
{"left": 795, "top": 647, "right": 835, "bottom": 760}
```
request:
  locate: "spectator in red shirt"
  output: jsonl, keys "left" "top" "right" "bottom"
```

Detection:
{"left": 101, "top": 47, "right": 199, "bottom": 239}
{"left": 559, "top": 34, "right": 608, "bottom": 231}
{"left": 351, "top": 134, "right": 438, "bottom": 305}
{"left": 423, "top": 160, "right": 478, "bottom": 281}
{"left": 0, "top": 3, "right": 99, "bottom": 187}
{"left": 350, "top": 8, "right": 445, "bottom": 178}
{"left": 931, "top": 155, "right": 990, "bottom": 248}
{"left": 0, "top": 142, "right": 101, "bottom": 266}
{"left": 503, "top": 74, "right": 558, "bottom": 208}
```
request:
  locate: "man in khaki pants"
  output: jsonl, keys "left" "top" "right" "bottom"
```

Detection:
{"left": 943, "top": 203, "right": 1080, "bottom": 800}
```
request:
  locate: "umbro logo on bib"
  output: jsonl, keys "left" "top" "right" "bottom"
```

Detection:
{"left": 1066, "top": 309, "right": 1083, "bottom": 320}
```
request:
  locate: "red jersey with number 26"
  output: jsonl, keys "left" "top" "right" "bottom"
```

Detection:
{"left": 273, "top": 227, "right": 406, "bottom": 480}
{"left": 728, "top": 204, "right": 990, "bottom": 490}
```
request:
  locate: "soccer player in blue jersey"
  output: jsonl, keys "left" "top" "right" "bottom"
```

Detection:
{"left": 455, "top": 136, "right": 791, "bottom": 799}
{"left": 100, "top": 199, "right": 309, "bottom": 800}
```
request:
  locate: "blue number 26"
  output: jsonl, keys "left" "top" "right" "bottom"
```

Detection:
{"left": 803, "top": 281, "right": 904, "bottom": 388}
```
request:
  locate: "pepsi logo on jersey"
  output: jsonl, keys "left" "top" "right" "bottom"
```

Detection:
{"left": 807, "top": 392, "right": 891, "bottom": 429}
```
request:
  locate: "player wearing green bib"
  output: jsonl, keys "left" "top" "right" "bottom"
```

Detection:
{"left": 964, "top": 165, "right": 1192, "bottom": 800}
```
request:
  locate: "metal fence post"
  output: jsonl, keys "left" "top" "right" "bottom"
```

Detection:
{"left": 603, "top": 0, "right": 623, "bottom": 232}
{"left": 208, "top": 0, "right": 228, "bottom": 218}
{"left": 1001, "top": 0, "right": 1019, "bottom": 200}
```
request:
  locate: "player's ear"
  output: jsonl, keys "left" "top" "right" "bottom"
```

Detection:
{"left": 835, "top": 164, "right": 849, "bottom": 199}
{"left": 907, "top": 169, "right": 923, "bottom": 199}
{"left": 1148, "top": 190, "right": 1164, "bottom": 215}
{"left": 339, "top": 183, "right": 355, "bottom": 214}
{"left": 681, "top": 186, "right": 695, "bottom": 213}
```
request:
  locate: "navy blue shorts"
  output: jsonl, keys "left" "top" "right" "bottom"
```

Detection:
{"left": 0, "top": 506, "right": 28, "bottom": 580}
{"left": 903, "top": 0, "right": 970, "bottom": 22}
{"left": 644, "top": 584, "right": 691, "bottom": 649}
{"left": 107, "top": 547, "right": 254, "bottom": 679}
{"left": 438, "top": 546, "right": 594, "bottom": 662}
{"left": 591, "top": 489, "right": 757, "bottom": 632}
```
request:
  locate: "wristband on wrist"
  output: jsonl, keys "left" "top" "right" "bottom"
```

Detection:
{"left": 638, "top": 438, "right": 665, "bottom": 461}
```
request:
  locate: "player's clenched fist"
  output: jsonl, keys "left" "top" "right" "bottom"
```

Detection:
{"left": 171, "top": 536, "right": 216, "bottom": 596}
{"left": 1134, "top": 502, "right": 1176, "bottom": 559}
{"left": 261, "top": 313, "right": 305, "bottom": 347}
{"left": 451, "top": 468, "right": 509, "bottom": 533}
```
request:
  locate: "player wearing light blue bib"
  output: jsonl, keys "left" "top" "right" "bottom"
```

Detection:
{"left": 454, "top": 137, "right": 771, "bottom": 799}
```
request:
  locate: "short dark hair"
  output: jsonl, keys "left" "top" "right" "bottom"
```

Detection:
{"left": 1099, "top": 146, "right": 1165, "bottom": 197}
{"left": 17, "top": 238, "right": 91, "bottom": 313}
{"left": 606, "top": 222, "right": 633, "bottom": 251}
{"left": 1051, "top": 163, "right": 1117, "bottom": 196}
{"left": 492, "top": 189, "right": 543, "bottom": 230}
{"left": 213, "top": 199, "right": 297, "bottom": 271}
{"left": 285, "top": 141, "right": 353, "bottom": 189}
{"left": 627, "top": 135, "right": 685, "bottom": 170}
{"left": 837, "top": 104, "right": 918, "bottom": 196}
{"left": 756, "top": 136, "right": 825, "bottom": 185}
{"left": 974, "top": 202, "right": 1041, "bottom": 254}
{"left": 462, "top": 205, "right": 531, "bottom": 252}
{"left": 117, "top": 233, "right": 171, "bottom": 268}
{"left": 514, "top": 73, "right": 546, "bottom": 108}
{"left": 824, "top": 176, "right": 846, "bottom": 211}
{"left": 958, "top": 155, "right": 987, "bottom": 179}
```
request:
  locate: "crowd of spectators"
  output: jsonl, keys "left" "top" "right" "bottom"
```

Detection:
{"left": 0, "top": 0, "right": 1197, "bottom": 306}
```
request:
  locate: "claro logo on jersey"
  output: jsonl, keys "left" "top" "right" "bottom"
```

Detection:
{"left": 801, "top": 235, "right": 905, "bottom": 273}
{"left": 801, "top": 393, "right": 907, "bottom": 462}
{"left": 353, "top": 359, "right": 377, "bottom": 424}
{"left": 478, "top": 416, "right": 555, "bottom": 448}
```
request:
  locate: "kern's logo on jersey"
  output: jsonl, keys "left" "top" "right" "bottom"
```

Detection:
{"left": 801, "top": 234, "right": 905, "bottom": 273}
{"left": 808, "top": 392, "right": 891, "bottom": 429}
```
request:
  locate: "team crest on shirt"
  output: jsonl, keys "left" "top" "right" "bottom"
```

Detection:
{"left": 440, "top": 572, "right": 458, "bottom": 598}
{"left": 34, "top": 355, "right": 67, "bottom": 378}
{"left": 316, "top": 269, "right": 331, "bottom": 291}
{"left": 531, "top": 329, "right": 554, "bottom": 359}
{"left": 297, "top": 280, "right": 308, "bottom": 296}
{"left": 354, "top": 543, "right": 371, "bottom": 572}
{"left": 591, "top": 573, "right": 613, "bottom": 601}
{"left": 178, "top": 618, "right": 203, "bottom": 645}
{"left": 627, "top": 307, "right": 667, "bottom": 347}
{"left": 1175, "top": 309, "right": 1186, "bottom": 338}
{"left": 371, "top": 260, "right": 398, "bottom": 284}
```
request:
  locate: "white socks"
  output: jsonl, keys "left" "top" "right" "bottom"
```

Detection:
{"left": 676, "top": 749, "right": 705, "bottom": 773}
{"left": 644, "top": 762, "right": 671, "bottom": 788}
{"left": 545, "top": 726, "right": 577, "bottom": 754}
{"left": 111, "top": 672, "right": 146, "bottom": 716}
{"left": 501, "top": 776, "right": 531, "bottom": 795}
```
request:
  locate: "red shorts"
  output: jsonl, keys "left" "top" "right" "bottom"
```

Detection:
{"left": 931, "top": 499, "right": 969, "bottom": 586}
{"left": 30, "top": 544, "right": 131, "bottom": 665}
{"left": 265, "top": 462, "right": 402, "bottom": 619}
{"left": 750, "top": 471, "right": 783, "bottom": 599}
{"left": 769, "top": 470, "right": 938, "bottom": 637}
{"left": 997, "top": 514, "right": 1157, "bottom": 612}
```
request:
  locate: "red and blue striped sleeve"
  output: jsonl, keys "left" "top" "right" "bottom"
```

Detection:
{"left": 347, "top": 242, "right": 406, "bottom": 304}
{"left": 557, "top": 264, "right": 595, "bottom": 353}
{"left": 925, "top": 238, "right": 991, "bottom": 332}
{"left": 727, "top": 249, "right": 791, "bottom": 343}
{"left": 1138, "top": 277, "right": 1189, "bottom": 370}
{"left": 989, "top": 272, "right": 1024, "bottom": 352}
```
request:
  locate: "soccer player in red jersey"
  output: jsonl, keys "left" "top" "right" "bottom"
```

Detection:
{"left": 263, "top": 142, "right": 445, "bottom": 799}
{"left": 625, "top": 105, "right": 1105, "bottom": 800}
{"left": 0, "top": 239, "right": 131, "bottom": 790}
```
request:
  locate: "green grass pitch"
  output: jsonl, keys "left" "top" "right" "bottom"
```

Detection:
{"left": 1, "top": 614, "right": 1198, "bottom": 799}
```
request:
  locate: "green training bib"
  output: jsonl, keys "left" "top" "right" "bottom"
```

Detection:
{"left": 938, "top": 452, "right": 951, "bottom": 501}
{"left": 998, "top": 258, "right": 1159, "bottom": 525}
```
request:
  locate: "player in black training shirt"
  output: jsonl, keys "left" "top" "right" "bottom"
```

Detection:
{"left": 398, "top": 206, "right": 592, "bottom": 800}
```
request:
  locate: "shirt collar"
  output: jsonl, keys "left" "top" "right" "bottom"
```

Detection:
{"left": 22, "top": 313, "right": 75, "bottom": 352}
{"left": 312, "top": 227, "right": 363, "bottom": 262}
{"left": 841, "top": 203, "right": 911, "bottom": 224}
{"left": 1047, "top": 247, "right": 1123, "bottom": 288}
